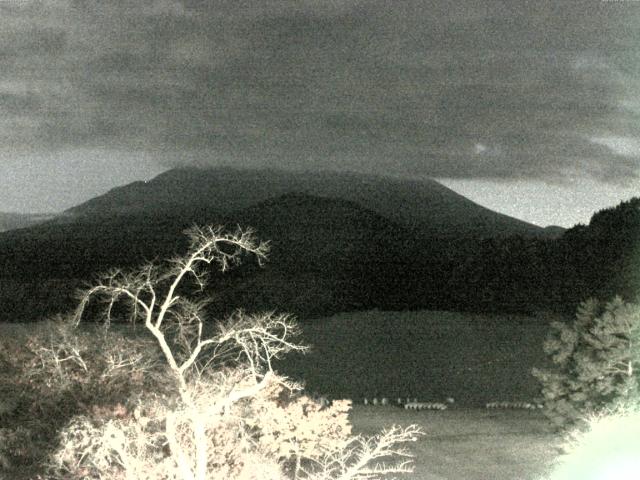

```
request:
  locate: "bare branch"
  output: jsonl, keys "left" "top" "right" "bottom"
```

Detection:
{"left": 42, "top": 225, "right": 423, "bottom": 480}
{"left": 301, "top": 424, "right": 424, "bottom": 480}
{"left": 154, "top": 226, "right": 269, "bottom": 330}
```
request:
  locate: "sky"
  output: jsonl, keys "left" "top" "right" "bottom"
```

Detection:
{"left": 0, "top": 0, "right": 639, "bottom": 227}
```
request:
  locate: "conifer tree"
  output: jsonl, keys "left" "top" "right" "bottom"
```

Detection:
{"left": 533, "top": 296, "right": 640, "bottom": 429}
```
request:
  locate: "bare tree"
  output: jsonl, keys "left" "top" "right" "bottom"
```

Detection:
{"left": 39, "top": 225, "right": 422, "bottom": 480}
{"left": 300, "top": 425, "right": 424, "bottom": 480}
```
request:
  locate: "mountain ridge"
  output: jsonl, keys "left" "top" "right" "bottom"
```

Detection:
{"left": 63, "top": 166, "right": 562, "bottom": 239}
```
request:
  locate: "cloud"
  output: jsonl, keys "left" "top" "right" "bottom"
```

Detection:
{"left": 591, "top": 136, "right": 640, "bottom": 157}
{"left": 0, "top": 0, "right": 638, "bottom": 183}
{"left": 474, "top": 144, "right": 488, "bottom": 154}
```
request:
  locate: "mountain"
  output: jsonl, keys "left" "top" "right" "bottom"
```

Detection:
{"left": 0, "top": 170, "right": 634, "bottom": 322}
{"left": 0, "top": 212, "right": 56, "bottom": 233}
{"left": 213, "top": 192, "right": 421, "bottom": 315}
{"left": 63, "top": 167, "right": 560, "bottom": 239}
{"left": 0, "top": 192, "right": 420, "bottom": 321}
{"left": 2, "top": 167, "right": 595, "bottom": 323}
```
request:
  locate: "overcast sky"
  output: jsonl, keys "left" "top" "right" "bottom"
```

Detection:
{"left": 0, "top": 0, "right": 638, "bottom": 227}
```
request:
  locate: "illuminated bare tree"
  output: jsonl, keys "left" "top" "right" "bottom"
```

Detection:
{"left": 39, "top": 225, "right": 422, "bottom": 480}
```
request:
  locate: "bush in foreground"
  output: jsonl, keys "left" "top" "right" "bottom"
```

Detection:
{"left": 17, "top": 226, "right": 422, "bottom": 480}
{"left": 543, "top": 402, "right": 640, "bottom": 480}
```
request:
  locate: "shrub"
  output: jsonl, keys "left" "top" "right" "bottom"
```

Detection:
{"left": 0, "top": 318, "right": 169, "bottom": 475}
{"left": 533, "top": 297, "right": 640, "bottom": 429}
{"left": 18, "top": 225, "right": 422, "bottom": 480}
{"left": 544, "top": 402, "right": 640, "bottom": 480}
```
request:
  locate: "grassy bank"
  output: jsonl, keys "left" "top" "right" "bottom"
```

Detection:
{"left": 349, "top": 404, "right": 560, "bottom": 480}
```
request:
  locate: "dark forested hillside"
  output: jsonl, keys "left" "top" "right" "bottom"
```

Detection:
{"left": 0, "top": 193, "right": 421, "bottom": 321}
{"left": 553, "top": 197, "right": 640, "bottom": 305}
{"left": 0, "top": 166, "right": 636, "bottom": 323}
{"left": 438, "top": 197, "right": 640, "bottom": 313}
